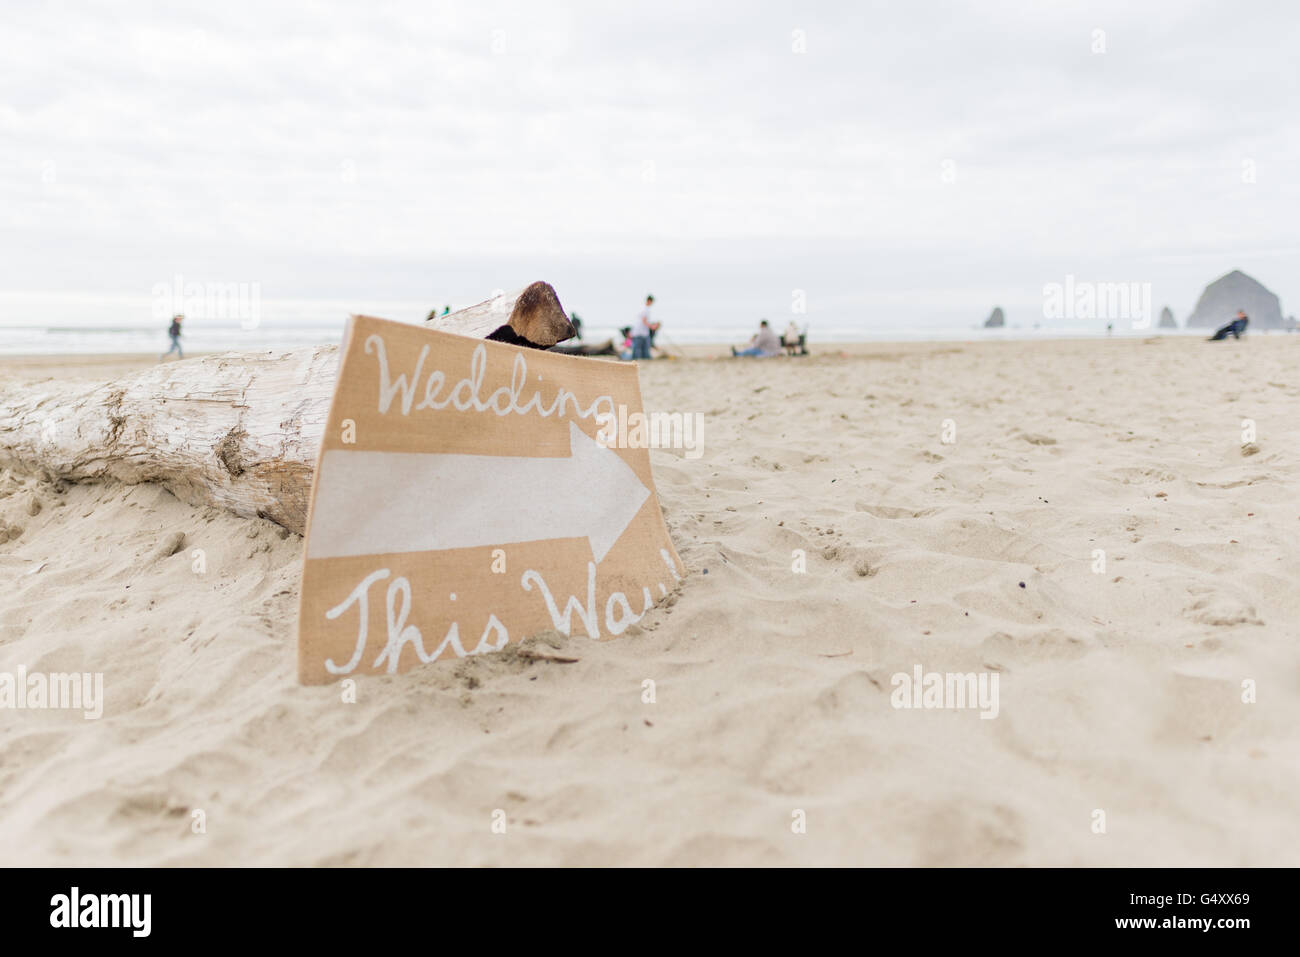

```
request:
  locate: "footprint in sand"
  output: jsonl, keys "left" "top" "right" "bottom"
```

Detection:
{"left": 1154, "top": 671, "right": 1250, "bottom": 744}
{"left": 912, "top": 799, "right": 1025, "bottom": 866}
{"left": 981, "top": 629, "right": 1090, "bottom": 663}
{"left": 1181, "top": 595, "right": 1263, "bottom": 627}
{"left": 854, "top": 502, "right": 937, "bottom": 519}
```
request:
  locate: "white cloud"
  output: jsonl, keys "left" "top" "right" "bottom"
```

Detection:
{"left": 1, "top": 0, "right": 1297, "bottom": 331}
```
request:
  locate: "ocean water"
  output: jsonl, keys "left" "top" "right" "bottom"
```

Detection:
{"left": 0, "top": 291, "right": 1208, "bottom": 356}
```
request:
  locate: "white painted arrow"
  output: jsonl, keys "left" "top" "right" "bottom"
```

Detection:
{"left": 306, "top": 421, "right": 649, "bottom": 563}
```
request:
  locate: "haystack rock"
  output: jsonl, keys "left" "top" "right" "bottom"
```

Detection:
{"left": 1158, "top": 306, "right": 1177, "bottom": 329}
{"left": 1186, "top": 270, "right": 1284, "bottom": 329}
{"left": 983, "top": 307, "right": 1005, "bottom": 328}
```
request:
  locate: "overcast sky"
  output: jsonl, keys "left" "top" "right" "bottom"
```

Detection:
{"left": 2, "top": 0, "right": 1298, "bottom": 332}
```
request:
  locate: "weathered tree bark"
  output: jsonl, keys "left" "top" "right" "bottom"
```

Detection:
{"left": 0, "top": 282, "right": 572, "bottom": 534}
{"left": 0, "top": 347, "right": 337, "bottom": 534}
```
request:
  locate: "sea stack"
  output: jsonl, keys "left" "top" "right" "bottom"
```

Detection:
{"left": 1185, "top": 270, "right": 1284, "bottom": 329}
{"left": 984, "top": 307, "right": 1005, "bottom": 328}
{"left": 1158, "top": 306, "right": 1177, "bottom": 329}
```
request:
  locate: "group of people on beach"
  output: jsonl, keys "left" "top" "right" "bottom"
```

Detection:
{"left": 612, "top": 294, "right": 806, "bottom": 360}
{"left": 156, "top": 292, "right": 808, "bottom": 363}
{"left": 158, "top": 296, "right": 1254, "bottom": 363}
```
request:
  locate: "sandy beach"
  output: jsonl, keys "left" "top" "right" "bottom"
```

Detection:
{"left": 1, "top": 335, "right": 1297, "bottom": 867}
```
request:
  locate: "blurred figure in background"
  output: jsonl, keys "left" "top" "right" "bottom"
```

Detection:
{"left": 732, "top": 319, "right": 782, "bottom": 358}
{"left": 1209, "top": 309, "right": 1249, "bottom": 341}
{"left": 782, "top": 319, "right": 807, "bottom": 356}
{"left": 159, "top": 314, "right": 183, "bottom": 360}
{"left": 631, "top": 294, "right": 656, "bottom": 360}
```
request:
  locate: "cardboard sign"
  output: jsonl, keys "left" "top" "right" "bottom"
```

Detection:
{"left": 296, "top": 315, "right": 685, "bottom": 685}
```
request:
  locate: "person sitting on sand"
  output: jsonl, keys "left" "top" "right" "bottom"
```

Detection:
{"left": 732, "top": 319, "right": 782, "bottom": 357}
{"left": 1209, "top": 309, "right": 1249, "bottom": 341}
{"left": 782, "top": 319, "right": 805, "bottom": 356}
{"left": 159, "top": 314, "right": 183, "bottom": 360}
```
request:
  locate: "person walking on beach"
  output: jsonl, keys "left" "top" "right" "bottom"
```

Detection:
{"left": 630, "top": 294, "right": 656, "bottom": 360}
{"left": 732, "top": 319, "right": 782, "bottom": 357}
{"left": 159, "top": 314, "right": 183, "bottom": 360}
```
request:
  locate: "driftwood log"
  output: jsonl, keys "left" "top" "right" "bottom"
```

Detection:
{"left": 0, "top": 282, "right": 574, "bottom": 534}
